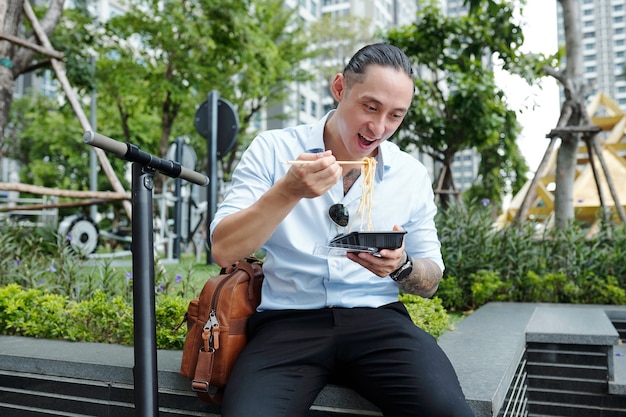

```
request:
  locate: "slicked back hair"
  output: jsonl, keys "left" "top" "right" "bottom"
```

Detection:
{"left": 342, "top": 43, "right": 414, "bottom": 89}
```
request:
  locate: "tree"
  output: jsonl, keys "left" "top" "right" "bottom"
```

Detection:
{"left": 95, "top": 0, "right": 315, "bottom": 176}
{"left": 386, "top": 1, "right": 531, "bottom": 208}
{"left": 538, "top": 0, "right": 586, "bottom": 229}
{"left": 465, "top": 0, "right": 589, "bottom": 228}
{"left": 4, "top": 0, "right": 316, "bottom": 197}
{"left": 0, "top": 0, "right": 65, "bottom": 154}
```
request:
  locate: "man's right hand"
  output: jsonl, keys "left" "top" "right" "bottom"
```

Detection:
{"left": 282, "top": 150, "right": 342, "bottom": 199}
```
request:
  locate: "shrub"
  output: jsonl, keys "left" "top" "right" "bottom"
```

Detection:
{"left": 3, "top": 205, "right": 625, "bottom": 347}
{"left": 436, "top": 275, "right": 465, "bottom": 311}
{"left": 436, "top": 203, "right": 626, "bottom": 310}
{"left": 0, "top": 284, "right": 187, "bottom": 349}
{"left": 470, "top": 270, "right": 510, "bottom": 308}
{"left": 399, "top": 293, "right": 451, "bottom": 338}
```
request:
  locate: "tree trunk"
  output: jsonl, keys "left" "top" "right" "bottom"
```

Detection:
{"left": 552, "top": 0, "right": 587, "bottom": 229}
{"left": 434, "top": 155, "right": 460, "bottom": 209}
{"left": 0, "top": 0, "right": 65, "bottom": 146}
{"left": 553, "top": 133, "right": 578, "bottom": 227}
{"left": 0, "top": 0, "right": 25, "bottom": 146}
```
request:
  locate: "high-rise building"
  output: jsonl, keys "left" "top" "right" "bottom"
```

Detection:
{"left": 557, "top": 0, "right": 626, "bottom": 108}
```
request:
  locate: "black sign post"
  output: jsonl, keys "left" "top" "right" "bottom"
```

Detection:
{"left": 194, "top": 91, "right": 238, "bottom": 263}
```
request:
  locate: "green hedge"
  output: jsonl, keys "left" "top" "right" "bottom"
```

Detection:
{"left": 3, "top": 203, "right": 625, "bottom": 349}
{"left": 0, "top": 284, "right": 450, "bottom": 349}
{"left": 0, "top": 284, "right": 186, "bottom": 348}
{"left": 0, "top": 220, "right": 452, "bottom": 348}
{"left": 436, "top": 202, "right": 626, "bottom": 310}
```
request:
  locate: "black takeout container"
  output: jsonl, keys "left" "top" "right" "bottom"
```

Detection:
{"left": 329, "top": 231, "right": 406, "bottom": 250}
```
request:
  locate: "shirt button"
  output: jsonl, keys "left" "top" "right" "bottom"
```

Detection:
{"left": 331, "top": 261, "right": 338, "bottom": 267}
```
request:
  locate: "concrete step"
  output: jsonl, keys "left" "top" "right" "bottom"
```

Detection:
{"left": 609, "top": 343, "right": 626, "bottom": 395}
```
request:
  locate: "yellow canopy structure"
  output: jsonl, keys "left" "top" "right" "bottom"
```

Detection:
{"left": 499, "top": 92, "right": 626, "bottom": 229}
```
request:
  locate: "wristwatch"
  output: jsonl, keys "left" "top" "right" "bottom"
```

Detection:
{"left": 390, "top": 251, "right": 413, "bottom": 282}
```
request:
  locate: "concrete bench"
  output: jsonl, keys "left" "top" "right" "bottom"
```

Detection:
{"left": 438, "top": 302, "right": 626, "bottom": 417}
{"left": 2, "top": 302, "right": 626, "bottom": 416}
{"left": 438, "top": 302, "right": 538, "bottom": 417}
{"left": 0, "top": 335, "right": 380, "bottom": 417}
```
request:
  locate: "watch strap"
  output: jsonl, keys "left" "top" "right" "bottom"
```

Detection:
{"left": 390, "top": 251, "right": 412, "bottom": 281}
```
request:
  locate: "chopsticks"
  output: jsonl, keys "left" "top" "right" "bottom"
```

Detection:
{"left": 283, "top": 160, "right": 364, "bottom": 165}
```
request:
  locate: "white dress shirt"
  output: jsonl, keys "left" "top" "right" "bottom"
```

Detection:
{"left": 210, "top": 111, "right": 443, "bottom": 311}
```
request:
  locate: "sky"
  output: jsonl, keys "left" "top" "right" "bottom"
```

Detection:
{"left": 493, "top": 0, "right": 562, "bottom": 174}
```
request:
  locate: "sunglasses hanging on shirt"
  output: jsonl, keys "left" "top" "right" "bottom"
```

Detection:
{"left": 328, "top": 203, "right": 349, "bottom": 227}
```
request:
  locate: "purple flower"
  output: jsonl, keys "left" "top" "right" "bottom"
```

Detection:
{"left": 48, "top": 261, "right": 56, "bottom": 272}
{"left": 175, "top": 274, "right": 183, "bottom": 284}
{"left": 125, "top": 271, "right": 133, "bottom": 281}
{"left": 13, "top": 258, "right": 20, "bottom": 265}
{"left": 156, "top": 285, "right": 164, "bottom": 293}
{"left": 481, "top": 198, "right": 490, "bottom": 207}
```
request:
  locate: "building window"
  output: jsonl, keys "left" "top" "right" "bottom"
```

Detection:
{"left": 299, "top": 94, "right": 306, "bottom": 113}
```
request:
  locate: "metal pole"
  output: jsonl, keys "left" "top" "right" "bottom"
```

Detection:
{"left": 173, "top": 137, "right": 183, "bottom": 259}
{"left": 131, "top": 162, "right": 159, "bottom": 417}
{"left": 89, "top": 58, "right": 98, "bottom": 222}
{"left": 206, "top": 90, "right": 218, "bottom": 264}
{"left": 84, "top": 131, "right": 209, "bottom": 416}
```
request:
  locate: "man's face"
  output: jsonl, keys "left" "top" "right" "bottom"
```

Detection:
{"left": 334, "top": 65, "right": 414, "bottom": 159}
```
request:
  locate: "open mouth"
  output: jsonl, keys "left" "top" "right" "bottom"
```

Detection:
{"left": 358, "top": 133, "right": 378, "bottom": 148}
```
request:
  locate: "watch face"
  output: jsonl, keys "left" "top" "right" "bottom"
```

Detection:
{"left": 395, "top": 267, "right": 411, "bottom": 281}
{"left": 392, "top": 257, "right": 412, "bottom": 281}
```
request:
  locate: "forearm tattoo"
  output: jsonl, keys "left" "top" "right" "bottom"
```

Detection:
{"left": 396, "top": 257, "right": 443, "bottom": 298}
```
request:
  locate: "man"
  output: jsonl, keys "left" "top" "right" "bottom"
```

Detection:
{"left": 210, "top": 43, "right": 474, "bottom": 417}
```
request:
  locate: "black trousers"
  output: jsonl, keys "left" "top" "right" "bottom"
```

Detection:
{"left": 221, "top": 302, "right": 475, "bottom": 417}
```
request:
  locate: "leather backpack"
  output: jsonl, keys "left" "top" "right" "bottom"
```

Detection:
{"left": 178, "top": 258, "right": 263, "bottom": 404}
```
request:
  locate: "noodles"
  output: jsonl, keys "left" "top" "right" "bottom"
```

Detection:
{"left": 350, "top": 157, "right": 376, "bottom": 231}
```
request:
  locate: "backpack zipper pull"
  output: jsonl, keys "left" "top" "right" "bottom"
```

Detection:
{"left": 205, "top": 309, "right": 220, "bottom": 350}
